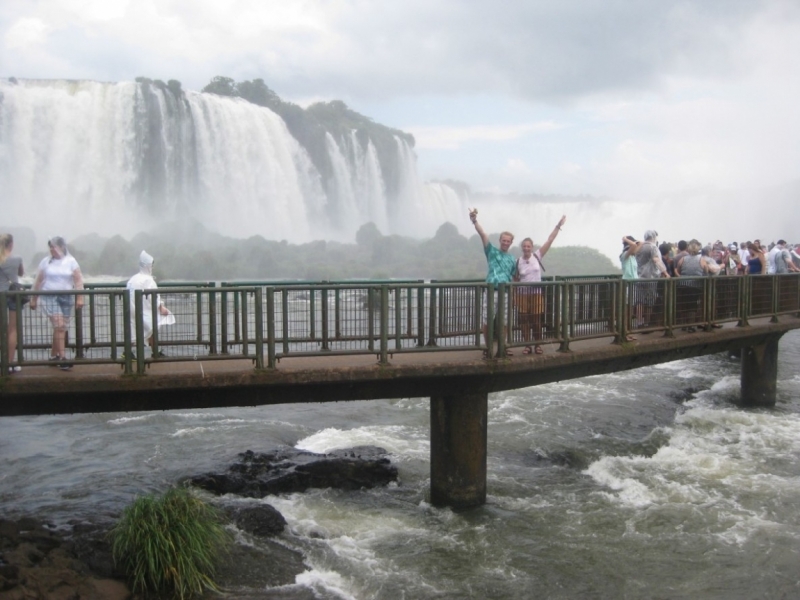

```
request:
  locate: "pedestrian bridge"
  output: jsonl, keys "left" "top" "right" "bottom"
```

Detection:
{"left": 2, "top": 275, "right": 799, "bottom": 507}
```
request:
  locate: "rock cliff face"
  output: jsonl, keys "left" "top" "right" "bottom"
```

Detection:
{"left": 190, "top": 445, "right": 399, "bottom": 498}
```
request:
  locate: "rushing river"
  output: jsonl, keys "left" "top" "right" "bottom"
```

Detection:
{"left": 2, "top": 331, "right": 800, "bottom": 599}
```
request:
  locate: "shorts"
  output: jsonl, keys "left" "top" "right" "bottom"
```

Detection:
{"left": 482, "top": 289, "right": 500, "bottom": 324}
{"left": 514, "top": 287, "right": 544, "bottom": 315}
{"left": 41, "top": 294, "right": 75, "bottom": 319}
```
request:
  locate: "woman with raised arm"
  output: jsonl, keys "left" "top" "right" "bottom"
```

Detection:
{"left": 515, "top": 216, "right": 567, "bottom": 354}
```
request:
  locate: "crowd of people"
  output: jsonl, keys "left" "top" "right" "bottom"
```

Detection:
{"left": 469, "top": 211, "right": 800, "bottom": 356}
{"left": 1, "top": 235, "right": 171, "bottom": 374}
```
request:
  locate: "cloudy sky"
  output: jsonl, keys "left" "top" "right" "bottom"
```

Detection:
{"left": 3, "top": 0, "right": 800, "bottom": 212}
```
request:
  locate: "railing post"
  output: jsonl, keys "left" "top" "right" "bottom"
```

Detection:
{"left": 427, "top": 286, "right": 438, "bottom": 347}
{"left": 379, "top": 286, "right": 389, "bottom": 364}
{"left": 663, "top": 278, "right": 675, "bottom": 338}
{"left": 474, "top": 284, "right": 482, "bottom": 347}
{"left": 208, "top": 288, "right": 218, "bottom": 355}
{"left": 241, "top": 291, "right": 249, "bottom": 357}
{"left": 321, "top": 288, "right": 330, "bottom": 351}
{"left": 220, "top": 289, "right": 229, "bottom": 354}
{"left": 254, "top": 287, "right": 264, "bottom": 369}
{"left": 150, "top": 292, "right": 161, "bottom": 357}
{"left": 739, "top": 275, "right": 750, "bottom": 327}
{"left": 89, "top": 292, "right": 97, "bottom": 345}
{"left": 266, "top": 287, "right": 276, "bottom": 368}
{"left": 281, "top": 290, "right": 290, "bottom": 355}
{"left": 134, "top": 289, "right": 145, "bottom": 375}
{"left": 233, "top": 291, "right": 241, "bottom": 343}
{"left": 334, "top": 287, "right": 342, "bottom": 339}
{"left": 485, "top": 286, "right": 494, "bottom": 352}
{"left": 309, "top": 287, "right": 317, "bottom": 340}
{"left": 496, "top": 284, "right": 507, "bottom": 358}
{"left": 109, "top": 293, "right": 118, "bottom": 361}
{"left": 416, "top": 286, "right": 425, "bottom": 347}
{"left": 0, "top": 294, "right": 8, "bottom": 376}
{"left": 771, "top": 275, "right": 780, "bottom": 323}
{"left": 394, "top": 288, "right": 402, "bottom": 351}
{"left": 122, "top": 289, "right": 133, "bottom": 375}
{"left": 559, "top": 282, "right": 571, "bottom": 352}
{"left": 367, "top": 287, "right": 376, "bottom": 353}
{"left": 74, "top": 291, "right": 85, "bottom": 359}
{"left": 616, "top": 279, "right": 626, "bottom": 344}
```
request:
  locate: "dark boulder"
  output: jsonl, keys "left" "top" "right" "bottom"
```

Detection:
{"left": 229, "top": 505, "right": 287, "bottom": 537}
{"left": 190, "top": 445, "right": 398, "bottom": 498}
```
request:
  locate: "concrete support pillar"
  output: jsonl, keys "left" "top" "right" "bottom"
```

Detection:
{"left": 740, "top": 336, "right": 782, "bottom": 407}
{"left": 430, "top": 392, "right": 488, "bottom": 508}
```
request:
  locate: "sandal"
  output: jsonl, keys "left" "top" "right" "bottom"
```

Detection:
{"left": 534, "top": 345, "right": 544, "bottom": 354}
{"left": 522, "top": 346, "right": 533, "bottom": 355}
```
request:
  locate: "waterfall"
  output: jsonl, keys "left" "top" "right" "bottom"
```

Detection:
{"left": 0, "top": 78, "right": 464, "bottom": 245}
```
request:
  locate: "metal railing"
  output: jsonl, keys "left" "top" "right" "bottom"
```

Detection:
{"left": 1, "top": 274, "right": 798, "bottom": 375}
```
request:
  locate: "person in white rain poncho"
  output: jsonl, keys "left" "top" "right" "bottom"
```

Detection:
{"left": 126, "top": 251, "right": 174, "bottom": 357}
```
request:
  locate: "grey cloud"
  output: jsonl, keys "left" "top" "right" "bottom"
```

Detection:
{"left": 266, "top": 0, "right": 776, "bottom": 102}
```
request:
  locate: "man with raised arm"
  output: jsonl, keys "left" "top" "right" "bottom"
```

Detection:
{"left": 470, "top": 208, "right": 516, "bottom": 357}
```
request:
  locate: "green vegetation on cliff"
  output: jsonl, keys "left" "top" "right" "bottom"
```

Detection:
{"left": 59, "top": 220, "right": 618, "bottom": 282}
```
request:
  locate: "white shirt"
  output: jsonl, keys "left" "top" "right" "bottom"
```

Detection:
{"left": 37, "top": 255, "right": 80, "bottom": 290}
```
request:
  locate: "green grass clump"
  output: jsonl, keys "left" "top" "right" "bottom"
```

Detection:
{"left": 111, "top": 486, "right": 230, "bottom": 599}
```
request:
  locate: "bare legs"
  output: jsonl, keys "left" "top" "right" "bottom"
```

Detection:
{"left": 7, "top": 310, "right": 18, "bottom": 364}
{"left": 49, "top": 314, "right": 68, "bottom": 358}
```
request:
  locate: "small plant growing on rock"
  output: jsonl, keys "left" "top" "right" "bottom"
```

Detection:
{"left": 111, "top": 486, "right": 230, "bottom": 599}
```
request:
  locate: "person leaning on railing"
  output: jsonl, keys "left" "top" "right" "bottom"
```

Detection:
{"left": 0, "top": 233, "right": 25, "bottom": 373}
{"left": 469, "top": 208, "right": 516, "bottom": 358}
{"left": 29, "top": 236, "right": 84, "bottom": 371}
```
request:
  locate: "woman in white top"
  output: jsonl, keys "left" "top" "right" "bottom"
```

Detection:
{"left": 29, "top": 237, "right": 83, "bottom": 369}
{"left": 515, "top": 216, "right": 566, "bottom": 354}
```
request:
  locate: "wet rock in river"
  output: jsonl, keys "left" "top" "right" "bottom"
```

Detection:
{"left": 190, "top": 445, "right": 398, "bottom": 498}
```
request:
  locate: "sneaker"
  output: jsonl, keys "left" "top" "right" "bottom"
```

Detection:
{"left": 8, "top": 366, "right": 21, "bottom": 374}
{"left": 121, "top": 351, "right": 137, "bottom": 360}
{"left": 153, "top": 350, "right": 167, "bottom": 359}
{"left": 59, "top": 362, "right": 73, "bottom": 371}
{"left": 48, "top": 356, "right": 62, "bottom": 366}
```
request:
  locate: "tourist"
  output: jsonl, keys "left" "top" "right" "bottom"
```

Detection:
{"left": 738, "top": 242, "right": 751, "bottom": 275}
{"left": 725, "top": 243, "right": 741, "bottom": 275}
{"left": 659, "top": 242, "right": 675, "bottom": 277}
{"left": 515, "top": 216, "right": 566, "bottom": 355}
{"left": 701, "top": 246, "right": 722, "bottom": 276}
{"left": 675, "top": 239, "right": 705, "bottom": 331}
{"left": 127, "top": 250, "right": 173, "bottom": 357}
{"left": 470, "top": 208, "right": 517, "bottom": 357}
{"left": 0, "top": 234, "right": 25, "bottom": 373}
{"left": 635, "top": 230, "right": 670, "bottom": 329}
{"left": 620, "top": 235, "right": 641, "bottom": 341}
{"left": 29, "top": 237, "right": 83, "bottom": 370}
{"left": 772, "top": 240, "right": 800, "bottom": 274}
{"left": 745, "top": 242, "right": 766, "bottom": 275}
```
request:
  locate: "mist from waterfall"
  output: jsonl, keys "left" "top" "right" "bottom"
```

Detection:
{"left": 0, "top": 78, "right": 460, "bottom": 246}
